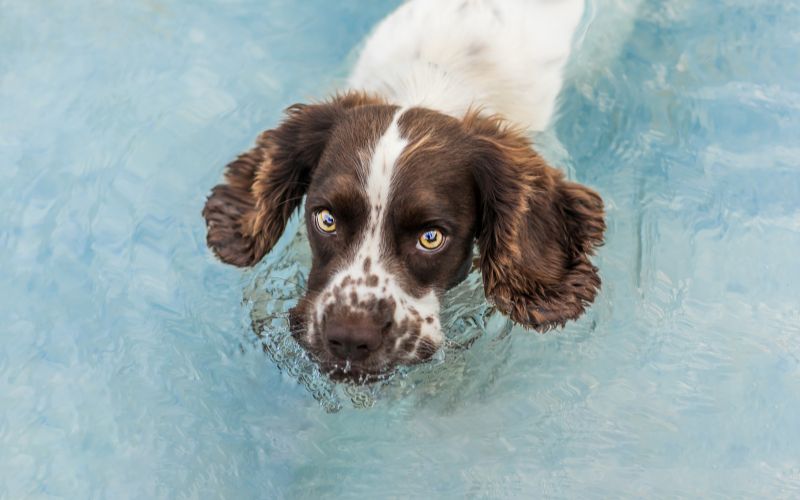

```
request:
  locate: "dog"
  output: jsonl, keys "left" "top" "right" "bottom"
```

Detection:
{"left": 203, "top": 0, "right": 605, "bottom": 382}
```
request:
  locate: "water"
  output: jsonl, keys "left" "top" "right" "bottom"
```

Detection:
{"left": 2, "top": 0, "right": 799, "bottom": 497}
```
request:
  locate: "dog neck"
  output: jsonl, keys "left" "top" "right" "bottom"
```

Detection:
{"left": 350, "top": 60, "right": 484, "bottom": 124}
{"left": 346, "top": 0, "right": 585, "bottom": 131}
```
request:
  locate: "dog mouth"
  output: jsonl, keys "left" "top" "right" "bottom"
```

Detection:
{"left": 291, "top": 324, "right": 397, "bottom": 384}
{"left": 288, "top": 305, "right": 435, "bottom": 384}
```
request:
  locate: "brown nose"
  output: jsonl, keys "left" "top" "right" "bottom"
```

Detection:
{"left": 325, "top": 315, "right": 388, "bottom": 362}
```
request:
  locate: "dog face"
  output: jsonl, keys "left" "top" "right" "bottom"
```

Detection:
{"left": 295, "top": 105, "right": 480, "bottom": 381}
{"left": 203, "top": 92, "right": 604, "bottom": 382}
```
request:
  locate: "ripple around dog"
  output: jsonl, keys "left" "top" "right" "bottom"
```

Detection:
{"left": 243, "top": 217, "right": 515, "bottom": 411}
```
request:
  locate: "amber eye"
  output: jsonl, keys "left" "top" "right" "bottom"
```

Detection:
{"left": 417, "top": 229, "right": 445, "bottom": 251}
{"left": 315, "top": 209, "right": 336, "bottom": 233}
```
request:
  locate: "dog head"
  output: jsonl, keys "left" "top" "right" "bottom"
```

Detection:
{"left": 203, "top": 92, "right": 604, "bottom": 381}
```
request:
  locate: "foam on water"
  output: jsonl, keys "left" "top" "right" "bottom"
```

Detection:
{"left": 1, "top": 0, "right": 799, "bottom": 497}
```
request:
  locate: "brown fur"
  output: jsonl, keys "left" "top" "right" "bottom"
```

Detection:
{"left": 463, "top": 111, "right": 605, "bottom": 331}
{"left": 202, "top": 91, "right": 385, "bottom": 267}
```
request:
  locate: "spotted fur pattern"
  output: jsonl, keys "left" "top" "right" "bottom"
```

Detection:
{"left": 306, "top": 111, "right": 443, "bottom": 378}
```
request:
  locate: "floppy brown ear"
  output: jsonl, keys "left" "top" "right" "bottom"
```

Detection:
{"left": 202, "top": 92, "right": 382, "bottom": 267}
{"left": 465, "top": 113, "right": 606, "bottom": 331}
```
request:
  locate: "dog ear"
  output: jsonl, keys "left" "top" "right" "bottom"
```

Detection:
{"left": 465, "top": 113, "right": 605, "bottom": 331}
{"left": 202, "top": 92, "right": 383, "bottom": 267}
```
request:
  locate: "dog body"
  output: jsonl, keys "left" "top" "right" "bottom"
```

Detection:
{"left": 203, "top": 0, "right": 604, "bottom": 382}
{"left": 350, "top": 0, "right": 584, "bottom": 130}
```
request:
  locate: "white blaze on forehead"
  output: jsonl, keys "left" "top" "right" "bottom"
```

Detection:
{"left": 365, "top": 109, "right": 407, "bottom": 223}
{"left": 312, "top": 109, "right": 443, "bottom": 349}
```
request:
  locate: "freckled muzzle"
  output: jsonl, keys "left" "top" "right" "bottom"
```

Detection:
{"left": 321, "top": 300, "right": 394, "bottom": 362}
{"left": 288, "top": 267, "right": 443, "bottom": 382}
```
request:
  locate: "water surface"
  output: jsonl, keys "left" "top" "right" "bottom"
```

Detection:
{"left": 1, "top": 0, "right": 799, "bottom": 497}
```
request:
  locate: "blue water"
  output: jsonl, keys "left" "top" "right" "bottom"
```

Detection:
{"left": 2, "top": 0, "right": 799, "bottom": 497}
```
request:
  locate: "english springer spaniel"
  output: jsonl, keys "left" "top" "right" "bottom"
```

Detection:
{"left": 203, "top": 0, "right": 605, "bottom": 382}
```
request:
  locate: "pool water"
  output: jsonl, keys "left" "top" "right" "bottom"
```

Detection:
{"left": 2, "top": 0, "right": 799, "bottom": 497}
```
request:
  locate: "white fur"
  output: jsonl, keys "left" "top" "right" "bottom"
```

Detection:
{"left": 349, "top": 0, "right": 585, "bottom": 130}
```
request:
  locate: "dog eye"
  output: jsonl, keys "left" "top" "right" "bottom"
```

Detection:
{"left": 314, "top": 209, "right": 336, "bottom": 234}
{"left": 417, "top": 229, "right": 445, "bottom": 251}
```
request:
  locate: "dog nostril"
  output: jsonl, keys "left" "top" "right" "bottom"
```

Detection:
{"left": 325, "top": 321, "right": 383, "bottom": 362}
